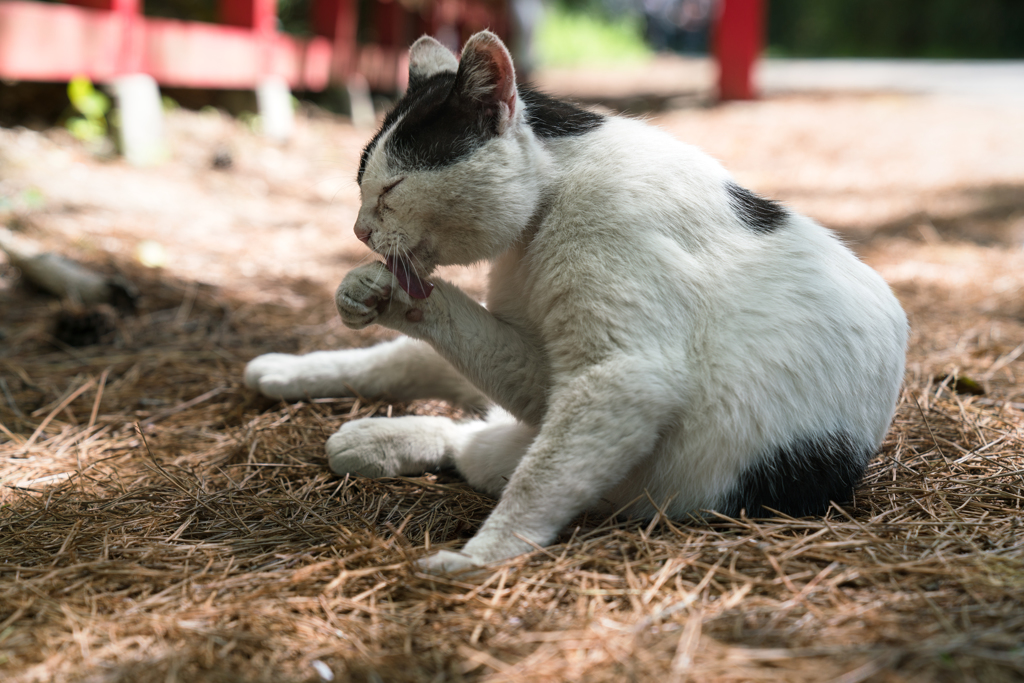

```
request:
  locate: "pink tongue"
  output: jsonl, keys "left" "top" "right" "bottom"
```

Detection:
{"left": 385, "top": 255, "right": 434, "bottom": 299}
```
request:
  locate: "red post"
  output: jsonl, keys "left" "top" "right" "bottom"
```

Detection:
{"left": 311, "top": 0, "right": 358, "bottom": 80}
{"left": 113, "top": 0, "right": 143, "bottom": 75}
{"left": 220, "top": 0, "right": 278, "bottom": 35}
{"left": 61, "top": 0, "right": 117, "bottom": 9}
{"left": 713, "top": 0, "right": 765, "bottom": 101}
{"left": 219, "top": 0, "right": 277, "bottom": 76}
{"left": 61, "top": 0, "right": 142, "bottom": 75}
{"left": 374, "top": 0, "right": 405, "bottom": 48}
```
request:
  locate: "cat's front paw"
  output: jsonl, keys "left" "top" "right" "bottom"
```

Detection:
{"left": 334, "top": 262, "right": 398, "bottom": 330}
{"left": 245, "top": 353, "right": 319, "bottom": 400}
{"left": 416, "top": 549, "right": 485, "bottom": 575}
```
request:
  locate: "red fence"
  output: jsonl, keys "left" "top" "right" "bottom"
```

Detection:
{"left": 0, "top": 0, "right": 762, "bottom": 99}
{"left": 0, "top": 0, "right": 508, "bottom": 92}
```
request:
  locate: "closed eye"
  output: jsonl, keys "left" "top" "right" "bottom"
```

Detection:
{"left": 381, "top": 177, "right": 404, "bottom": 196}
{"left": 377, "top": 177, "right": 404, "bottom": 214}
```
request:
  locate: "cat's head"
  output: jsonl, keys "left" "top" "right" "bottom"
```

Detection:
{"left": 353, "top": 31, "right": 545, "bottom": 285}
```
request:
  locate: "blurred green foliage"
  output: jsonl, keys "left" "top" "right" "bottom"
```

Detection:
{"left": 141, "top": 0, "right": 309, "bottom": 34}
{"left": 277, "top": 0, "right": 313, "bottom": 35}
{"left": 538, "top": 5, "right": 651, "bottom": 67}
{"left": 142, "top": 0, "right": 217, "bottom": 22}
{"left": 768, "top": 0, "right": 1024, "bottom": 58}
{"left": 66, "top": 76, "right": 110, "bottom": 143}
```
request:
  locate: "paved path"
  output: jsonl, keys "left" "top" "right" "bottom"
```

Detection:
{"left": 760, "top": 59, "right": 1024, "bottom": 102}
{"left": 538, "top": 57, "right": 1024, "bottom": 105}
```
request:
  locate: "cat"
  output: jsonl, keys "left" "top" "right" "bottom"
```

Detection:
{"left": 245, "top": 31, "right": 908, "bottom": 574}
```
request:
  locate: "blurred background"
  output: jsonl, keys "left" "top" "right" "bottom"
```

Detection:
{"left": 1, "top": 0, "right": 1023, "bottom": 362}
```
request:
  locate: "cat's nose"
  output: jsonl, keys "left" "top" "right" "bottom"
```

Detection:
{"left": 353, "top": 221, "right": 372, "bottom": 244}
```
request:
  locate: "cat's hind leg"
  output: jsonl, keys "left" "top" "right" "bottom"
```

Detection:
{"left": 327, "top": 415, "right": 485, "bottom": 478}
{"left": 419, "top": 359, "right": 673, "bottom": 573}
{"left": 450, "top": 408, "right": 538, "bottom": 497}
{"left": 245, "top": 336, "right": 489, "bottom": 411}
{"left": 327, "top": 408, "right": 536, "bottom": 490}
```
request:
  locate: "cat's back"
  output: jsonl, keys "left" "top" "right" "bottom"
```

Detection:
{"left": 539, "top": 115, "right": 732, "bottom": 238}
{"left": 499, "top": 108, "right": 905, "bottom": 394}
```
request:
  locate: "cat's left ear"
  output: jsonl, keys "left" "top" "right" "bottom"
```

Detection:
{"left": 408, "top": 35, "right": 459, "bottom": 92}
{"left": 454, "top": 31, "right": 518, "bottom": 134}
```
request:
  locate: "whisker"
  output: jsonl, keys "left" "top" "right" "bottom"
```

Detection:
{"left": 401, "top": 254, "right": 411, "bottom": 285}
{"left": 352, "top": 249, "right": 376, "bottom": 268}
{"left": 406, "top": 249, "right": 430, "bottom": 278}
{"left": 373, "top": 246, "right": 390, "bottom": 289}
{"left": 385, "top": 244, "right": 396, "bottom": 313}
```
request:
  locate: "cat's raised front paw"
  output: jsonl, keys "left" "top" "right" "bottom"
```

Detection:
{"left": 416, "top": 549, "right": 485, "bottom": 575}
{"left": 335, "top": 263, "right": 398, "bottom": 330}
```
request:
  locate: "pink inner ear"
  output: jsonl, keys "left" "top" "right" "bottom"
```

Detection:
{"left": 466, "top": 35, "right": 517, "bottom": 116}
{"left": 490, "top": 47, "right": 516, "bottom": 117}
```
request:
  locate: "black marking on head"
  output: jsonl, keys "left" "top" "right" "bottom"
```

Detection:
{"left": 406, "top": 68, "right": 441, "bottom": 96}
{"left": 357, "top": 81, "right": 605, "bottom": 185}
{"left": 387, "top": 75, "right": 503, "bottom": 172}
{"left": 358, "top": 71, "right": 459, "bottom": 183}
{"left": 357, "top": 69, "right": 504, "bottom": 183}
{"left": 719, "top": 433, "right": 873, "bottom": 518}
{"left": 520, "top": 87, "right": 604, "bottom": 138}
{"left": 726, "top": 182, "right": 787, "bottom": 234}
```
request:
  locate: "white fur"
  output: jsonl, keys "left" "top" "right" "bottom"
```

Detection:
{"left": 245, "top": 33, "right": 908, "bottom": 573}
{"left": 244, "top": 338, "right": 488, "bottom": 410}
{"left": 408, "top": 35, "right": 459, "bottom": 81}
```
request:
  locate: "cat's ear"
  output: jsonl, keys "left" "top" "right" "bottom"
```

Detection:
{"left": 408, "top": 35, "right": 458, "bottom": 92}
{"left": 454, "top": 31, "right": 518, "bottom": 134}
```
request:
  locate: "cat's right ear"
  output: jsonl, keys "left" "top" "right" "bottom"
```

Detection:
{"left": 407, "top": 36, "right": 458, "bottom": 92}
{"left": 453, "top": 31, "right": 518, "bottom": 134}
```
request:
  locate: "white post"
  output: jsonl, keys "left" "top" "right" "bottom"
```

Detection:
{"left": 256, "top": 75, "right": 295, "bottom": 142}
{"left": 112, "top": 73, "right": 166, "bottom": 166}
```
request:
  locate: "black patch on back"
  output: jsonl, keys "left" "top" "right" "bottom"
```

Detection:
{"left": 726, "top": 182, "right": 787, "bottom": 234}
{"left": 519, "top": 87, "right": 604, "bottom": 138}
{"left": 719, "top": 433, "right": 873, "bottom": 518}
{"left": 357, "top": 79, "right": 605, "bottom": 183}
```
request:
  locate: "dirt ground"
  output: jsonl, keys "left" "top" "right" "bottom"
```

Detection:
{"left": 2, "top": 63, "right": 1024, "bottom": 683}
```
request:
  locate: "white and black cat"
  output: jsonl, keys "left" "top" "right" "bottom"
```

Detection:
{"left": 245, "top": 31, "right": 908, "bottom": 573}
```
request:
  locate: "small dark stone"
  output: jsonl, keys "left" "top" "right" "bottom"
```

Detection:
{"left": 53, "top": 307, "right": 115, "bottom": 347}
{"left": 211, "top": 149, "right": 233, "bottom": 170}
{"left": 107, "top": 276, "right": 139, "bottom": 314}
{"left": 935, "top": 373, "right": 986, "bottom": 396}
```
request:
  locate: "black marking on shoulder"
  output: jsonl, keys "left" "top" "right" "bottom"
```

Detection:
{"left": 519, "top": 87, "right": 605, "bottom": 138}
{"left": 726, "top": 182, "right": 787, "bottom": 234}
{"left": 719, "top": 433, "right": 873, "bottom": 518}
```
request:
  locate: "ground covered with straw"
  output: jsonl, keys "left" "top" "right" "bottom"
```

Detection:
{"left": 2, "top": 71, "right": 1024, "bottom": 682}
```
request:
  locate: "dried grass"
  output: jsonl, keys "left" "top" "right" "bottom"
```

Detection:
{"left": 3, "top": 89, "right": 1024, "bottom": 683}
{"left": 2, "top": 249, "right": 1023, "bottom": 683}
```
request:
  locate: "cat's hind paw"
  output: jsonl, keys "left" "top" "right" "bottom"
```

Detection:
{"left": 327, "top": 415, "right": 463, "bottom": 479}
{"left": 326, "top": 420, "right": 404, "bottom": 478}
{"left": 416, "top": 549, "right": 485, "bottom": 576}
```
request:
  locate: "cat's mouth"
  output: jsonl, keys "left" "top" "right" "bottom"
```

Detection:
{"left": 384, "top": 254, "right": 434, "bottom": 299}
